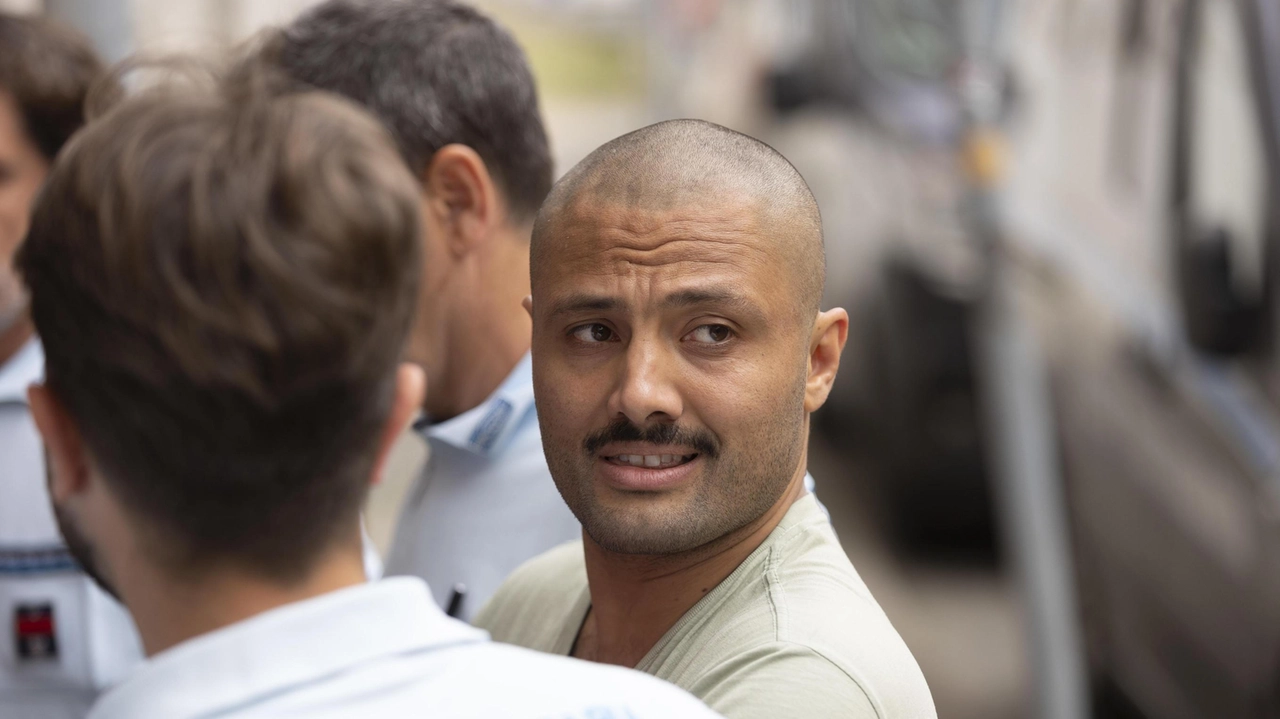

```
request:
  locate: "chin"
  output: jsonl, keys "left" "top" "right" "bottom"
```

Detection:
{"left": 586, "top": 527, "right": 703, "bottom": 556}
{"left": 579, "top": 501, "right": 718, "bottom": 556}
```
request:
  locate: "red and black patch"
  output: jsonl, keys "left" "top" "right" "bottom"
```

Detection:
{"left": 14, "top": 603, "right": 57, "bottom": 660}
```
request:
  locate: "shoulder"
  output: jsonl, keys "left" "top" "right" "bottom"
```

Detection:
{"left": 218, "top": 639, "right": 721, "bottom": 719}
{"left": 752, "top": 514, "right": 937, "bottom": 719}
{"left": 427, "top": 641, "right": 723, "bottom": 719}
{"left": 691, "top": 643, "right": 876, "bottom": 718}
{"left": 693, "top": 641, "right": 933, "bottom": 719}
{"left": 504, "top": 644, "right": 722, "bottom": 718}
{"left": 472, "top": 540, "right": 586, "bottom": 643}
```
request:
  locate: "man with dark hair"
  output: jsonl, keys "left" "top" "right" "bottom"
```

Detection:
{"left": 0, "top": 12, "right": 142, "bottom": 716}
{"left": 476, "top": 120, "right": 936, "bottom": 718}
{"left": 258, "top": 0, "right": 576, "bottom": 621}
{"left": 19, "top": 69, "right": 720, "bottom": 718}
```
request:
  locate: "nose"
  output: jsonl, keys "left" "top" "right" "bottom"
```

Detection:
{"left": 608, "top": 333, "right": 683, "bottom": 426}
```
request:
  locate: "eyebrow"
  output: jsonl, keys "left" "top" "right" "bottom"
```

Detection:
{"left": 547, "top": 294, "right": 624, "bottom": 318}
{"left": 661, "top": 288, "right": 757, "bottom": 312}
{"left": 663, "top": 288, "right": 769, "bottom": 326}
{"left": 546, "top": 287, "right": 766, "bottom": 322}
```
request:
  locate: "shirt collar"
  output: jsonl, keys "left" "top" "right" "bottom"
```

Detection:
{"left": 88, "top": 577, "right": 486, "bottom": 719}
{"left": 422, "top": 351, "right": 535, "bottom": 457}
{"left": 0, "top": 338, "right": 42, "bottom": 404}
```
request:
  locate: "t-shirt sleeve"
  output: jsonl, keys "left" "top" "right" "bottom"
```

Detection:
{"left": 691, "top": 642, "right": 883, "bottom": 719}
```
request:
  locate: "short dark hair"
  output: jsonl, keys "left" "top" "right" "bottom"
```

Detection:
{"left": 0, "top": 12, "right": 103, "bottom": 160}
{"left": 261, "top": 0, "right": 553, "bottom": 222}
{"left": 16, "top": 70, "right": 423, "bottom": 579}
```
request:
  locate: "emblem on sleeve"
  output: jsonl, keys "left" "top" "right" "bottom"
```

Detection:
{"left": 14, "top": 603, "right": 58, "bottom": 661}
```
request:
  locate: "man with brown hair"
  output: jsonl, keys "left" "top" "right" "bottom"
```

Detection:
{"left": 0, "top": 12, "right": 142, "bottom": 716}
{"left": 17, "top": 66, "right": 720, "bottom": 718}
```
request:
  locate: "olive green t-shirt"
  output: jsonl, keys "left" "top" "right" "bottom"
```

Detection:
{"left": 474, "top": 494, "right": 936, "bottom": 719}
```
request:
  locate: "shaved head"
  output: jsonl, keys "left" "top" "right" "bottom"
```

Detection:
{"left": 532, "top": 119, "right": 825, "bottom": 320}
{"left": 527, "top": 119, "right": 847, "bottom": 558}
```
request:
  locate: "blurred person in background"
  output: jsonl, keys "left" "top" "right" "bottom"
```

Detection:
{"left": 0, "top": 12, "right": 143, "bottom": 717}
{"left": 475, "top": 119, "right": 935, "bottom": 719}
{"left": 17, "top": 64, "right": 722, "bottom": 719}
{"left": 257, "top": 0, "right": 575, "bottom": 622}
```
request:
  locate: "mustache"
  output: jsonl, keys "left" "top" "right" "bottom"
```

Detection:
{"left": 583, "top": 417, "right": 720, "bottom": 459}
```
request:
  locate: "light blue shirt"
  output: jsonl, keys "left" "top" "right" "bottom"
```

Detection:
{"left": 88, "top": 577, "right": 722, "bottom": 719}
{"left": 384, "top": 353, "right": 580, "bottom": 621}
{"left": 0, "top": 340, "right": 142, "bottom": 718}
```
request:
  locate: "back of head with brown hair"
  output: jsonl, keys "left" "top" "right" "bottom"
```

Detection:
{"left": 16, "top": 67, "right": 423, "bottom": 580}
{"left": 0, "top": 11, "right": 103, "bottom": 160}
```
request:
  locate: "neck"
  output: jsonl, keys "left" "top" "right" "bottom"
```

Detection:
{"left": 576, "top": 455, "right": 810, "bottom": 668}
{"left": 427, "top": 226, "right": 532, "bottom": 421}
{"left": 119, "top": 540, "right": 367, "bottom": 656}
{"left": 0, "top": 313, "right": 33, "bottom": 367}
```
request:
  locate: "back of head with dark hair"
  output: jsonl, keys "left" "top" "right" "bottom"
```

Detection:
{"left": 261, "top": 0, "right": 553, "bottom": 222}
{"left": 16, "top": 70, "right": 423, "bottom": 580}
{"left": 0, "top": 11, "right": 103, "bottom": 160}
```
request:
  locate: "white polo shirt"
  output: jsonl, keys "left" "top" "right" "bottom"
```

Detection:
{"left": 87, "top": 576, "right": 721, "bottom": 719}
{"left": 384, "top": 353, "right": 580, "bottom": 621}
{"left": 0, "top": 339, "right": 143, "bottom": 718}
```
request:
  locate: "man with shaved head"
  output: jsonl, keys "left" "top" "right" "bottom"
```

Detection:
{"left": 476, "top": 120, "right": 936, "bottom": 718}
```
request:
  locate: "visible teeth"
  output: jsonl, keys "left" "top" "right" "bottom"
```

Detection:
{"left": 611, "top": 453, "right": 696, "bottom": 467}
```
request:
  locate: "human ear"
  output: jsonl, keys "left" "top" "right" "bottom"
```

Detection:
{"left": 27, "top": 384, "right": 92, "bottom": 503}
{"left": 522, "top": 295, "right": 533, "bottom": 318}
{"left": 803, "top": 308, "right": 849, "bottom": 413}
{"left": 368, "top": 363, "right": 426, "bottom": 487}
{"left": 420, "top": 144, "right": 501, "bottom": 256}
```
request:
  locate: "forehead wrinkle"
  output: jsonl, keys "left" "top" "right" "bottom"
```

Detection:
{"left": 541, "top": 258, "right": 784, "bottom": 332}
{"left": 554, "top": 206, "right": 775, "bottom": 274}
{"left": 588, "top": 193, "right": 766, "bottom": 231}
{"left": 534, "top": 191, "right": 812, "bottom": 322}
{"left": 592, "top": 238, "right": 767, "bottom": 273}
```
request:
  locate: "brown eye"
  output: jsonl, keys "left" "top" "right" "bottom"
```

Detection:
{"left": 687, "top": 324, "right": 733, "bottom": 344}
{"left": 571, "top": 323, "right": 616, "bottom": 343}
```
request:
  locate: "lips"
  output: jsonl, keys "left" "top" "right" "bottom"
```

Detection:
{"left": 595, "top": 446, "right": 702, "bottom": 491}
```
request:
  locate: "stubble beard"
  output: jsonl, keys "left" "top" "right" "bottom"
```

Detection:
{"left": 546, "top": 388, "right": 808, "bottom": 556}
